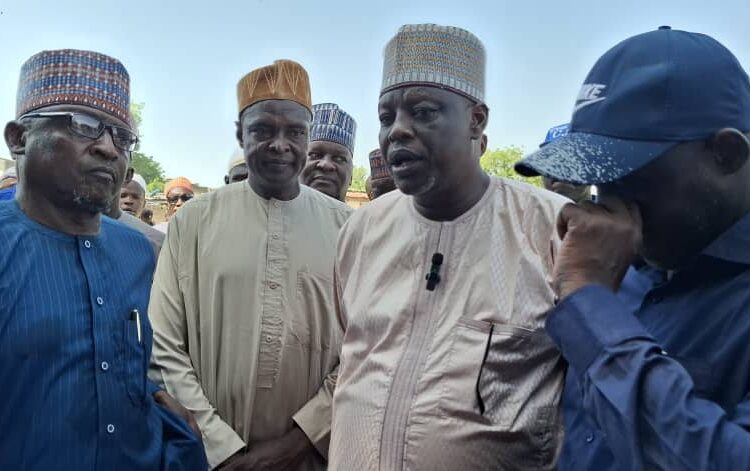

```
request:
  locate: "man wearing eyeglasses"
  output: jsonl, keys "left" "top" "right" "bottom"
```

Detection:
{"left": 0, "top": 49, "right": 207, "bottom": 470}
{"left": 155, "top": 177, "right": 194, "bottom": 233}
{"left": 165, "top": 177, "right": 195, "bottom": 216}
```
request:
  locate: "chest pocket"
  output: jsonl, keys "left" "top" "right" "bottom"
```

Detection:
{"left": 291, "top": 271, "right": 335, "bottom": 349}
{"left": 440, "top": 318, "right": 561, "bottom": 429}
{"left": 118, "top": 313, "right": 148, "bottom": 408}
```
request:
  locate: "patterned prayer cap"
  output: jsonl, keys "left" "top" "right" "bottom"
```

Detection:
{"left": 381, "top": 24, "right": 486, "bottom": 103}
{"left": 165, "top": 177, "right": 193, "bottom": 196}
{"left": 237, "top": 60, "right": 312, "bottom": 117}
{"left": 310, "top": 103, "right": 357, "bottom": 153}
{"left": 369, "top": 148, "right": 390, "bottom": 181}
{"left": 16, "top": 49, "right": 132, "bottom": 125}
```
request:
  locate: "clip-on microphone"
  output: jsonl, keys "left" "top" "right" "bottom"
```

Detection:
{"left": 425, "top": 253, "right": 443, "bottom": 291}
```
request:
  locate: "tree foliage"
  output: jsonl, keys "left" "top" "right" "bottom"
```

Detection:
{"left": 128, "top": 102, "right": 165, "bottom": 188}
{"left": 479, "top": 146, "right": 542, "bottom": 187}
{"left": 131, "top": 152, "right": 166, "bottom": 186}
{"left": 350, "top": 166, "right": 368, "bottom": 192}
{"left": 130, "top": 102, "right": 144, "bottom": 130}
{"left": 147, "top": 179, "right": 165, "bottom": 194}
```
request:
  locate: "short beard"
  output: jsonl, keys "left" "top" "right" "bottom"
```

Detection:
{"left": 395, "top": 174, "right": 437, "bottom": 197}
{"left": 72, "top": 185, "right": 113, "bottom": 214}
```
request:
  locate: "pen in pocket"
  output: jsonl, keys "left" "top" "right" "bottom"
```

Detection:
{"left": 131, "top": 309, "right": 142, "bottom": 344}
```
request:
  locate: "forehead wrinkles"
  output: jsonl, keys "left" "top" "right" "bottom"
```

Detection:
{"left": 380, "top": 86, "right": 472, "bottom": 117}
{"left": 243, "top": 112, "right": 283, "bottom": 127}
{"left": 242, "top": 101, "right": 310, "bottom": 128}
{"left": 378, "top": 88, "right": 403, "bottom": 109}
{"left": 379, "top": 87, "right": 442, "bottom": 108}
{"left": 308, "top": 141, "right": 351, "bottom": 158}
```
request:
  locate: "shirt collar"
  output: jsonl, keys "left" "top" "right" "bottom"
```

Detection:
{"left": 10, "top": 198, "right": 105, "bottom": 243}
{"left": 700, "top": 211, "right": 750, "bottom": 266}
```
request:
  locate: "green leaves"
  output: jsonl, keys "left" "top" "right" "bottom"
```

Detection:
{"left": 479, "top": 146, "right": 541, "bottom": 187}
{"left": 131, "top": 152, "right": 166, "bottom": 187}
{"left": 129, "top": 102, "right": 165, "bottom": 190}
{"left": 350, "top": 166, "right": 368, "bottom": 192}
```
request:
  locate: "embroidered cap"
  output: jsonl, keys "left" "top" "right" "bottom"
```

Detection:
{"left": 381, "top": 24, "right": 486, "bottom": 103}
{"left": 237, "top": 60, "right": 312, "bottom": 117}
{"left": 310, "top": 103, "right": 356, "bottom": 154}
{"left": 369, "top": 148, "right": 390, "bottom": 181}
{"left": 16, "top": 49, "right": 132, "bottom": 125}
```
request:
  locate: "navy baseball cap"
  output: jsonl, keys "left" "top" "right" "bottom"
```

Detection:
{"left": 516, "top": 27, "right": 750, "bottom": 185}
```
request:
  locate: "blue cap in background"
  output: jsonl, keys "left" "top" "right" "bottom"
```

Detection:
{"left": 541, "top": 123, "right": 570, "bottom": 147}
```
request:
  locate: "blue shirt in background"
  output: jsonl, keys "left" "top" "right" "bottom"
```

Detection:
{"left": 0, "top": 200, "right": 207, "bottom": 470}
{"left": 0, "top": 185, "right": 15, "bottom": 201}
{"left": 551, "top": 212, "right": 750, "bottom": 470}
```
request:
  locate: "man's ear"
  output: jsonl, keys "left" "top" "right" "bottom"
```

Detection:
{"left": 235, "top": 120, "right": 244, "bottom": 147}
{"left": 347, "top": 151, "right": 354, "bottom": 187}
{"left": 4, "top": 121, "right": 27, "bottom": 160}
{"left": 469, "top": 103, "right": 489, "bottom": 140}
{"left": 711, "top": 128, "right": 750, "bottom": 175}
{"left": 124, "top": 167, "right": 135, "bottom": 185}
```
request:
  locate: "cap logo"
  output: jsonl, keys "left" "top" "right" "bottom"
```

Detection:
{"left": 574, "top": 83, "right": 607, "bottom": 113}
{"left": 546, "top": 124, "right": 569, "bottom": 142}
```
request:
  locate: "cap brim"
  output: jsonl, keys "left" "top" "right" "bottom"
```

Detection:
{"left": 515, "top": 132, "right": 677, "bottom": 185}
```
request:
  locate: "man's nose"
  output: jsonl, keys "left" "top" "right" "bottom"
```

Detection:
{"left": 316, "top": 157, "right": 337, "bottom": 172}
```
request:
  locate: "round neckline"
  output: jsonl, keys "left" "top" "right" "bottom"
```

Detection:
{"left": 408, "top": 177, "right": 495, "bottom": 227}
{"left": 242, "top": 180, "right": 305, "bottom": 206}
{"left": 8, "top": 199, "right": 102, "bottom": 242}
{"left": 243, "top": 180, "right": 304, "bottom": 205}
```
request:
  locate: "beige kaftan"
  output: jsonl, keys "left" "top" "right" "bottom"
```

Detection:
{"left": 148, "top": 183, "right": 352, "bottom": 469}
{"left": 330, "top": 177, "right": 568, "bottom": 471}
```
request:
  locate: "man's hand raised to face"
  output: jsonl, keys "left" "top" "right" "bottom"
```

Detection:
{"left": 553, "top": 194, "right": 643, "bottom": 300}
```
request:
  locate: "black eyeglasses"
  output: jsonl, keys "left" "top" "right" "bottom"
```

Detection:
{"left": 167, "top": 193, "right": 193, "bottom": 204}
{"left": 20, "top": 111, "right": 139, "bottom": 152}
